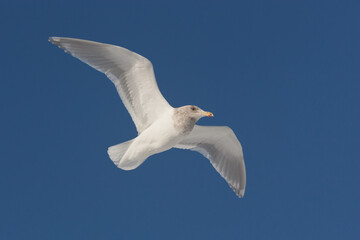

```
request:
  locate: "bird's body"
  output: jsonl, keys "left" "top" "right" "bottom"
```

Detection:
{"left": 110, "top": 106, "right": 203, "bottom": 170}
{"left": 117, "top": 108, "right": 191, "bottom": 170}
{"left": 49, "top": 37, "right": 246, "bottom": 197}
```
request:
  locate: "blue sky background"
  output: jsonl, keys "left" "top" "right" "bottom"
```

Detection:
{"left": 1, "top": 0, "right": 359, "bottom": 239}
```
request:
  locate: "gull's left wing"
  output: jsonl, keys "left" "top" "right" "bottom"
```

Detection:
{"left": 175, "top": 125, "right": 246, "bottom": 198}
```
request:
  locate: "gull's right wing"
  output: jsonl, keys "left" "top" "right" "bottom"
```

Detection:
{"left": 49, "top": 37, "right": 172, "bottom": 133}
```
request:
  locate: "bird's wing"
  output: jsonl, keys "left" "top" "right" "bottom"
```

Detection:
{"left": 175, "top": 125, "right": 246, "bottom": 197}
{"left": 49, "top": 37, "right": 172, "bottom": 133}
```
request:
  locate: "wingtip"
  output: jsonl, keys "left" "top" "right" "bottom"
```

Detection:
{"left": 48, "top": 37, "right": 60, "bottom": 44}
{"left": 230, "top": 184, "right": 245, "bottom": 198}
{"left": 239, "top": 189, "right": 245, "bottom": 198}
{"left": 235, "top": 191, "right": 244, "bottom": 198}
{"left": 48, "top": 37, "right": 71, "bottom": 53}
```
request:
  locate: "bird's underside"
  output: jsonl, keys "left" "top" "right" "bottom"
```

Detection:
{"left": 49, "top": 37, "right": 246, "bottom": 198}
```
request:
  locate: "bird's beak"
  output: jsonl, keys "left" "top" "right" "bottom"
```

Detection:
{"left": 203, "top": 111, "right": 214, "bottom": 117}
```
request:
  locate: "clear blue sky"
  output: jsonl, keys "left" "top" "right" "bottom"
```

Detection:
{"left": 1, "top": 0, "right": 359, "bottom": 239}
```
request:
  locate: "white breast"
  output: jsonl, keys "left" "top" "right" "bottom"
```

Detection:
{"left": 131, "top": 109, "right": 187, "bottom": 155}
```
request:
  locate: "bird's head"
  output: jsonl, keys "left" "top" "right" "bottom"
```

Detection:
{"left": 181, "top": 105, "right": 214, "bottom": 121}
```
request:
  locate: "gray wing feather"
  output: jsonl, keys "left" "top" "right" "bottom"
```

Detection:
{"left": 49, "top": 37, "right": 172, "bottom": 133}
{"left": 176, "top": 125, "right": 246, "bottom": 198}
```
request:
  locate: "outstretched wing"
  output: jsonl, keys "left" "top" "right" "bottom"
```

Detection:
{"left": 175, "top": 125, "right": 246, "bottom": 198}
{"left": 49, "top": 37, "right": 172, "bottom": 133}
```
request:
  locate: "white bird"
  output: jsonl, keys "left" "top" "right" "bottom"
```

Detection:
{"left": 49, "top": 37, "right": 246, "bottom": 198}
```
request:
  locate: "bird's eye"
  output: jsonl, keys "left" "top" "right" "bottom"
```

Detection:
{"left": 191, "top": 106, "right": 196, "bottom": 111}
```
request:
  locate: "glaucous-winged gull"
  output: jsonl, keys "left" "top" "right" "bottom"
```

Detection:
{"left": 49, "top": 37, "right": 246, "bottom": 198}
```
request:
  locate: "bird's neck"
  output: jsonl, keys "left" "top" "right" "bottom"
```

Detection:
{"left": 173, "top": 109, "right": 197, "bottom": 134}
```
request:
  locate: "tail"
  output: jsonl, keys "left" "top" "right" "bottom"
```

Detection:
{"left": 107, "top": 140, "right": 133, "bottom": 168}
{"left": 108, "top": 140, "right": 149, "bottom": 170}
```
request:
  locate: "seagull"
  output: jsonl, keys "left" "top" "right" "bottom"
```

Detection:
{"left": 49, "top": 37, "right": 246, "bottom": 198}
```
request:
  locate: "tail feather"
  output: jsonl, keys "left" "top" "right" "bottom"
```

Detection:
{"left": 107, "top": 140, "right": 133, "bottom": 167}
